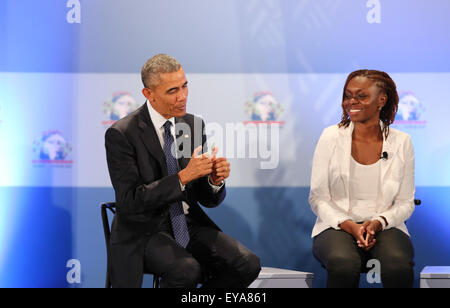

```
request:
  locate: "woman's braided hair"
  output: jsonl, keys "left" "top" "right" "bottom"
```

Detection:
{"left": 338, "top": 69, "right": 399, "bottom": 138}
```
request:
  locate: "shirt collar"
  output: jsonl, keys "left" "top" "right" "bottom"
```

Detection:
{"left": 146, "top": 100, "right": 175, "bottom": 130}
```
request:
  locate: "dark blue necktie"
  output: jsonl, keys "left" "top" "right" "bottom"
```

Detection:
{"left": 163, "top": 121, "right": 190, "bottom": 248}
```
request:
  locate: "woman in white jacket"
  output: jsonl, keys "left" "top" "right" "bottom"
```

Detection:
{"left": 310, "top": 70, "right": 415, "bottom": 288}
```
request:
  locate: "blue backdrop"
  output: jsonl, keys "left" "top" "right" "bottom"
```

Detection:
{"left": 0, "top": 0, "right": 449, "bottom": 288}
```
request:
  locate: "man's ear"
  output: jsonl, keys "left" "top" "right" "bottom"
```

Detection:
{"left": 142, "top": 87, "right": 153, "bottom": 102}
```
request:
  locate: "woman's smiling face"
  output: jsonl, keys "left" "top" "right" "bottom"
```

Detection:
{"left": 342, "top": 76, "right": 387, "bottom": 124}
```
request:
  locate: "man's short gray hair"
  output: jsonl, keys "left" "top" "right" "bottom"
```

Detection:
{"left": 141, "top": 54, "right": 181, "bottom": 89}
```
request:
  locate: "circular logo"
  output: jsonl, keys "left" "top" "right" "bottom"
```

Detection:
{"left": 32, "top": 131, "right": 73, "bottom": 163}
{"left": 244, "top": 91, "right": 284, "bottom": 123}
{"left": 395, "top": 91, "right": 425, "bottom": 122}
{"left": 102, "top": 92, "right": 138, "bottom": 127}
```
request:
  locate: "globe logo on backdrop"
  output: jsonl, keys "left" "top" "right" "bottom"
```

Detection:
{"left": 394, "top": 91, "right": 426, "bottom": 126}
{"left": 32, "top": 130, "right": 73, "bottom": 165}
{"left": 102, "top": 91, "right": 138, "bottom": 127}
{"left": 244, "top": 91, "right": 285, "bottom": 125}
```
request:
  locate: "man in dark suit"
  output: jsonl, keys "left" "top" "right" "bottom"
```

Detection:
{"left": 105, "top": 54, "right": 261, "bottom": 288}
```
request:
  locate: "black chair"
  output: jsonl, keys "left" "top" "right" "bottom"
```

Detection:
{"left": 101, "top": 202, "right": 160, "bottom": 288}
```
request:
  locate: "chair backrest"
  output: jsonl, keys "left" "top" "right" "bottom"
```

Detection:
{"left": 101, "top": 202, "right": 116, "bottom": 239}
{"left": 100, "top": 202, "right": 116, "bottom": 288}
{"left": 100, "top": 201, "right": 161, "bottom": 288}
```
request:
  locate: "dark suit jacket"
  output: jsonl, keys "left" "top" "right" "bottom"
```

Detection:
{"left": 105, "top": 103, "right": 226, "bottom": 287}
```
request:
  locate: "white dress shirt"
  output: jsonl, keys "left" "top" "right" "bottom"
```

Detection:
{"left": 146, "top": 101, "right": 223, "bottom": 214}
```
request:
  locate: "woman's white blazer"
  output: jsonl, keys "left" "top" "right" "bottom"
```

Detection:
{"left": 309, "top": 122, "right": 415, "bottom": 237}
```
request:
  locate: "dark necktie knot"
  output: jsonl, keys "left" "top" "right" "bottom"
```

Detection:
{"left": 163, "top": 120, "right": 172, "bottom": 133}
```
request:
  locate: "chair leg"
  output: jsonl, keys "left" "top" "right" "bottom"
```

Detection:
{"left": 106, "top": 269, "right": 112, "bottom": 288}
{"left": 106, "top": 279, "right": 111, "bottom": 288}
{"left": 153, "top": 275, "right": 160, "bottom": 288}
